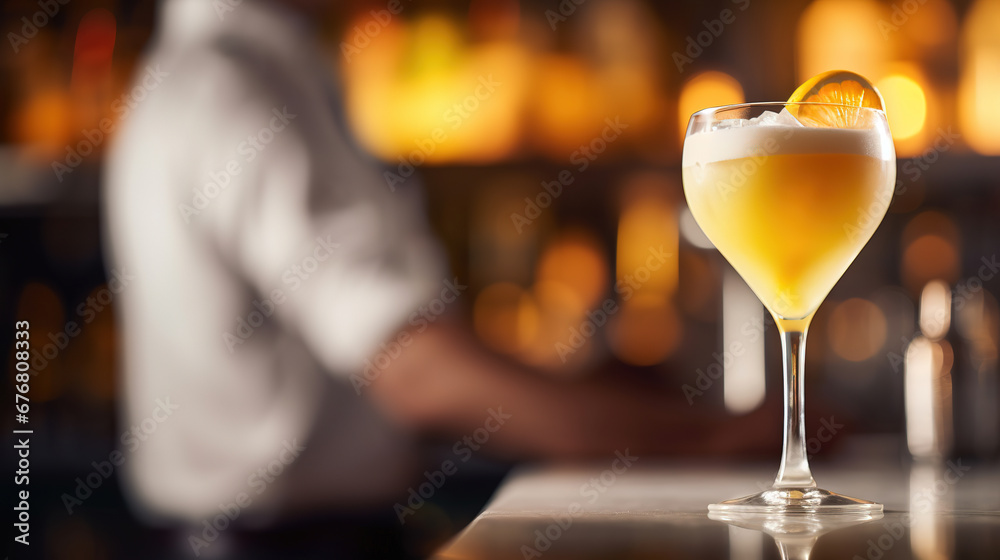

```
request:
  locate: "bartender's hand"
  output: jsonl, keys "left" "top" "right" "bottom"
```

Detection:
{"left": 366, "top": 321, "right": 780, "bottom": 460}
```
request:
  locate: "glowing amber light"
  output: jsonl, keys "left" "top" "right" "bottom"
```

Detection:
{"left": 529, "top": 55, "right": 608, "bottom": 159}
{"left": 876, "top": 73, "right": 927, "bottom": 141}
{"left": 616, "top": 184, "right": 678, "bottom": 296}
{"left": 522, "top": 280, "right": 592, "bottom": 369}
{"left": 677, "top": 71, "right": 744, "bottom": 141}
{"left": 473, "top": 283, "right": 539, "bottom": 353}
{"left": 827, "top": 298, "right": 889, "bottom": 362}
{"left": 902, "top": 211, "right": 960, "bottom": 249}
{"left": 959, "top": 0, "right": 1000, "bottom": 155}
{"left": 609, "top": 295, "right": 681, "bottom": 366}
{"left": 796, "top": 0, "right": 887, "bottom": 83}
{"left": 342, "top": 14, "right": 526, "bottom": 163}
{"left": 901, "top": 211, "right": 961, "bottom": 295}
{"left": 535, "top": 231, "right": 608, "bottom": 311}
{"left": 903, "top": 235, "right": 959, "bottom": 290}
{"left": 919, "top": 280, "right": 952, "bottom": 340}
{"left": 893, "top": 0, "right": 957, "bottom": 50}
{"left": 13, "top": 89, "right": 75, "bottom": 156}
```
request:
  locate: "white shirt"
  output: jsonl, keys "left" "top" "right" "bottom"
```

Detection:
{"left": 104, "top": 0, "right": 445, "bottom": 521}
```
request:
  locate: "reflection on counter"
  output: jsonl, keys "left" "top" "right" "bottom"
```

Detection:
{"left": 710, "top": 509, "right": 883, "bottom": 560}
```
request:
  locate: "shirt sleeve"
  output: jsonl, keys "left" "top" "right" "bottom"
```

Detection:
{"left": 180, "top": 47, "right": 448, "bottom": 377}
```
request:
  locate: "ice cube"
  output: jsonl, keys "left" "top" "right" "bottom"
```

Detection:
{"left": 744, "top": 109, "right": 804, "bottom": 127}
{"left": 747, "top": 110, "right": 780, "bottom": 126}
{"left": 712, "top": 118, "right": 749, "bottom": 131}
{"left": 774, "top": 108, "right": 804, "bottom": 127}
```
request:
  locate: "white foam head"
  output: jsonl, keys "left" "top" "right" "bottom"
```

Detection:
{"left": 682, "top": 109, "right": 893, "bottom": 167}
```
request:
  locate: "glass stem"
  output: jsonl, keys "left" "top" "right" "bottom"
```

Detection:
{"left": 773, "top": 318, "right": 816, "bottom": 489}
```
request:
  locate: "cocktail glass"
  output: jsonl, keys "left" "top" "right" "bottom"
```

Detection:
{"left": 682, "top": 102, "right": 895, "bottom": 513}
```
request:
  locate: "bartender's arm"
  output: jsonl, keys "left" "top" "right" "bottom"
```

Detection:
{"left": 367, "top": 321, "right": 778, "bottom": 460}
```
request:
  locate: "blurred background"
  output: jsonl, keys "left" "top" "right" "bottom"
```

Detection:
{"left": 1, "top": 0, "right": 999, "bottom": 558}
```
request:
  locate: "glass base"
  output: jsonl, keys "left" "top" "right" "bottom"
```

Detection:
{"left": 709, "top": 487, "right": 883, "bottom": 514}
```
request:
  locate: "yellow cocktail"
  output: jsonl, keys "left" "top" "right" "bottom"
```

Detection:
{"left": 683, "top": 71, "right": 895, "bottom": 514}
{"left": 683, "top": 138, "right": 894, "bottom": 319}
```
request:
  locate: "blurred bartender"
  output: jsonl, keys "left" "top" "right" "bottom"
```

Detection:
{"left": 104, "top": 0, "right": 766, "bottom": 524}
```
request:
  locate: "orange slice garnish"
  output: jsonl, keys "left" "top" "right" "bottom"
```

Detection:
{"left": 787, "top": 70, "right": 885, "bottom": 128}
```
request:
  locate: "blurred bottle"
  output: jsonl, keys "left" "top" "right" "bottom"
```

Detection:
{"left": 904, "top": 280, "right": 954, "bottom": 459}
{"left": 953, "top": 289, "right": 1000, "bottom": 459}
{"left": 905, "top": 279, "right": 1000, "bottom": 461}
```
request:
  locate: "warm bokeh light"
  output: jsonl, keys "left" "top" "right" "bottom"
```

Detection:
{"left": 473, "top": 282, "right": 539, "bottom": 354}
{"left": 12, "top": 89, "right": 75, "bottom": 157}
{"left": 904, "top": 336, "right": 954, "bottom": 458}
{"left": 535, "top": 230, "right": 609, "bottom": 311}
{"left": 342, "top": 13, "right": 527, "bottom": 163}
{"left": 677, "top": 71, "right": 744, "bottom": 141}
{"left": 903, "top": 235, "right": 959, "bottom": 292}
{"left": 892, "top": 0, "right": 958, "bottom": 52}
{"left": 876, "top": 72, "right": 927, "bottom": 143}
{"left": 510, "top": 231, "right": 611, "bottom": 370}
{"left": 796, "top": 0, "right": 888, "bottom": 83}
{"left": 919, "top": 280, "right": 952, "bottom": 341}
{"left": 610, "top": 175, "right": 682, "bottom": 366}
{"left": 958, "top": 0, "right": 1000, "bottom": 155}
{"left": 901, "top": 211, "right": 961, "bottom": 292}
{"left": 608, "top": 294, "right": 681, "bottom": 366}
{"left": 827, "top": 298, "right": 889, "bottom": 362}
{"left": 616, "top": 175, "right": 679, "bottom": 296}
{"left": 580, "top": 0, "right": 665, "bottom": 153}
{"left": 522, "top": 280, "right": 593, "bottom": 370}
{"left": 902, "top": 211, "right": 961, "bottom": 248}
{"left": 528, "top": 55, "right": 609, "bottom": 159}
